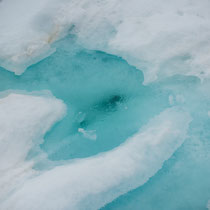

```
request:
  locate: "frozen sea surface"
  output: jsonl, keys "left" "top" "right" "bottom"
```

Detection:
{"left": 0, "top": 1, "right": 210, "bottom": 210}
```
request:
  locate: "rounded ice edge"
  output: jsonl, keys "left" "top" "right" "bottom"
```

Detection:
{"left": 0, "top": 107, "right": 192, "bottom": 210}
{"left": 0, "top": 91, "right": 67, "bottom": 202}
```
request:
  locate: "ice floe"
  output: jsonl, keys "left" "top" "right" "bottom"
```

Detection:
{"left": 0, "top": 92, "right": 66, "bottom": 202}
{"left": 1, "top": 0, "right": 210, "bottom": 83}
{"left": 0, "top": 107, "right": 191, "bottom": 210}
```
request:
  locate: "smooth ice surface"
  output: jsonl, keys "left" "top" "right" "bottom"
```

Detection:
{"left": 0, "top": 107, "right": 191, "bottom": 210}
{"left": 1, "top": 0, "right": 210, "bottom": 83}
{"left": 0, "top": 93, "right": 66, "bottom": 201}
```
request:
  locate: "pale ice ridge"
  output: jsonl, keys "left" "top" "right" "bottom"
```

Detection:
{"left": 1, "top": 107, "right": 191, "bottom": 210}
{"left": 1, "top": 0, "right": 210, "bottom": 83}
{"left": 0, "top": 92, "right": 66, "bottom": 202}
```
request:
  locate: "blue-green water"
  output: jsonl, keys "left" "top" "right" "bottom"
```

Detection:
{"left": 0, "top": 36, "right": 209, "bottom": 209}
{"left": 0, "top": 36, "right": 170, "bottom": 162}
{"left": 103, "top": 77, "right": 210, "bottom": 210}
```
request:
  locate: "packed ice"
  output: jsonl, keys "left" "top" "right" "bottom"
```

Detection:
{"left": 0, "top": 92, "right": 66, "bottom": 202}
{"left": 0, "top": 108, "right": 191, "bottom": 210}
{"left": 0, "top": 0, "right": 209, "bottom": 209}
{"left": 1, "top": 0, "right": 210, "bottom": 83}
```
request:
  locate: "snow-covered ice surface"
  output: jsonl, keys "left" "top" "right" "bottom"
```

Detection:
{"left": 0, "top": 0, "right": 210, "bottom": 209}
{"left": 1, "top": 0, "right": 210, "bottom": 83}
{"left": 0, "top": 108, "right": 191, "bottom": 210}
{"left": 0, "top": 92, "right": 66, "bottom": 203}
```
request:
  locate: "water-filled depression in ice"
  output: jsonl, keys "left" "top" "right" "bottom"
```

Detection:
{"left": 0, "top": 36, "right": 172, "bottom": 161}
{"left": 0, "top": 36, "right": 209, "bottom": 210}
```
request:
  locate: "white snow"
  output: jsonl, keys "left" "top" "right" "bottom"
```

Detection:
{"left": 0, "top": 107, "right": 191, "bottom": 210}
{"left": 0, "top": 0, "right": 55, "bottom": 74}
{"left": 0, "top": 92, "right": 66, "bottom": 202}
{"left": 0, "top": 0, "right": 210, "bottom": 83}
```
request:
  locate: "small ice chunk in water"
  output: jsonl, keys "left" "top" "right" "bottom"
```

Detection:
{"left": 207, "top": 200, "right": 210, "bottom": 210}
{"left": 78, "top": 128, "right": 97, "bottom": 140}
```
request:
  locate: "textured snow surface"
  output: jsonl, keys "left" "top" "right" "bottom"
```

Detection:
{"left": 0, "top": 107, "right": 191, "bottom": 210}
{"left": 1, "top": 0, "right": 210, "bottom": 83}
{"left": 0, "top": 1, "right": 209, "bottom": 209}
{"left": 0, "top": 92, "right": 66, "bottom": 202}
{"left": 0, "top": 0, "right": 55, "bottom": 74}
